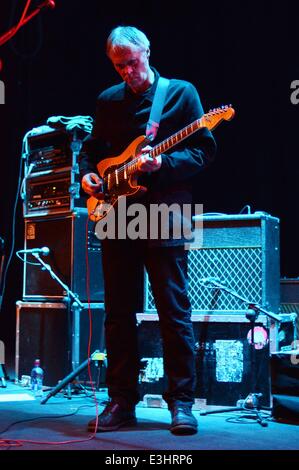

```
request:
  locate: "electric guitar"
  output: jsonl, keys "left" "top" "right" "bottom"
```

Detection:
{"left": 87, "top": 105, "right": 235, "bottom": 222}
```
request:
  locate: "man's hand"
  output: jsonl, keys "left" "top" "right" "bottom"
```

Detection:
{"left": 138, "top": 145, "right": 162, "bottom": 172}
{"left": 82, "top": 172, "right": 104, "bottom": 197}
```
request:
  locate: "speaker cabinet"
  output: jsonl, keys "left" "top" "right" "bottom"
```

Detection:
{"left": 137, "top": 313, "right": 271, "bottom": 407}
{"left": 15, "top": 301, "right": 106, "bottom": 387}
{"left": 15, "top": 302, "right": 70, "bottom": 386}
{"left": 271, "top": 351, "right": 299, "bottom": 423}
{"left": 144, "top": 213, "right": 280, "bottom": 315}
{"left": 23, "top": 208, "right": 104, "bottom": 302}
{"left": 280, "top": 278, "right": 299, "bottom": 340}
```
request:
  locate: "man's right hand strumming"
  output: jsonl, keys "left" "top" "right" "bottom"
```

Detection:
{"left": 82, "top": 172, "right": 104, "bottom": 197}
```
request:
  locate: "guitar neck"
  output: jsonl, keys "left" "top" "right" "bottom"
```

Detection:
{"left": 106, "top": 117, "right": 203, "bottom": 182}
{"left": 149, "top": 117, "right": 202, "bottom": 158}
{"left": 102, "top": 105, "right": 234, "bottom": 183}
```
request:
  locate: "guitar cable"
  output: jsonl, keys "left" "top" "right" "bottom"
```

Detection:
{"left": 85, "top": 215, "right": 100, "bottom": 434}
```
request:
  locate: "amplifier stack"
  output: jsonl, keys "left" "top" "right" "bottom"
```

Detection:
{"left": 16, "top": 122, "right": 105, "bottom": 387}
{"left": 23, "top": 125, "right": 84, "bottom": 216}
{"left": 16, "top": 122, "right": 294, "bottom": 408}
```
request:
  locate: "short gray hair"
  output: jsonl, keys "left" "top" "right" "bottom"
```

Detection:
{"left": 106, "top": 26, "right": 150, "bottom": 57}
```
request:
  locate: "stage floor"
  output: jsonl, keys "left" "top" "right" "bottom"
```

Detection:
{"left": 0, "top": 380, "right": 298, "bottom": 464}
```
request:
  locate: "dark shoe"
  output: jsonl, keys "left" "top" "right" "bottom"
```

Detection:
{"left": 87, "top": 401, "right": 136, "bottom": 432}
{"left": 170, "top": 405, "right": 198, "bottom": 435}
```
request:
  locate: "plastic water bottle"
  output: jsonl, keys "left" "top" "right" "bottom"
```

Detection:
{"left": 31, "top": 359, "right": 44, "bottom": 398}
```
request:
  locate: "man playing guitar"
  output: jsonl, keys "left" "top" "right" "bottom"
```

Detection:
{"left": 80, "top": 25, "right": 217, "bottom": 435}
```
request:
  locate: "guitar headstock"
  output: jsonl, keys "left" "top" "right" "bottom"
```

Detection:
{"left": 201, "top": 105, "right": 235, "bottom": 131}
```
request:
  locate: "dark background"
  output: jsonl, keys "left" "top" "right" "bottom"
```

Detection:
{"left": 0, "top": 0, "right": 298, "bottom": 372}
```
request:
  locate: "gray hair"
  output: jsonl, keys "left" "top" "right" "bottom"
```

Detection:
{"left": 106, "top": 26, "right": 150, "bottom": 57}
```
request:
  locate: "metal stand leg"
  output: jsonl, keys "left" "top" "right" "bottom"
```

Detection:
{"left": 40, "top": 350, "right": 106, "bottom": 404}
{"left": 201, "top": 310, "right": 269, "bottom": 427}
{"left": 201, "top": 392, "right": 268, "bottom": 427}
{"left": 0, "top": 364, "right": 7, "bottom": 388}
{"left": 198, "top": 278, "right": 280, "bottom": 427}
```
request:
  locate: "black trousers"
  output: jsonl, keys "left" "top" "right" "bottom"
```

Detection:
{"left": 101, "top": 239, "right": 196, "bottom": 408}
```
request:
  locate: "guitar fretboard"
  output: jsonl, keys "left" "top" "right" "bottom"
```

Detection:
{"left": 103, "top": 117, "right": 203, "bottom": 188}
{"left": 102, "top": 105, "right": 234, "bottom": 189}
{"left": 150, "top": 118, "right": 201, "bottom": 158}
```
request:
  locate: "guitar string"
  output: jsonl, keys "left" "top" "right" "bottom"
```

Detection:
{"left": 102, "top": 107, "right": 229, "bottom": 189}
{"left": 103, "top": 117, "right": 203, "bottom": 188}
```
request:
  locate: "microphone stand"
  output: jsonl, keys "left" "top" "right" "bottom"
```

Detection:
{"left": 198, "top": 278, "right": 282, "bottom": 427}
{"left": 31, "top": 252, "right": 84, "bottom": 399}
{"left": 32, "top": 252, "right": 84, "bottom": 309}
{"left": 40, "top": 350, "right": 106, "bottom": 405}
{"left": 29, "top": 253, "right": 106, "bottom": 405}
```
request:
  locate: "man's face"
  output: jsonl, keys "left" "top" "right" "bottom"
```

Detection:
{"left": 109, "top": 46, "right": 150, "bottom": 93}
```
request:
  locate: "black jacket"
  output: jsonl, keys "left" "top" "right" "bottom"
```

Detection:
{"left": 79, "top": 68, "right": 217, "bottom": 245}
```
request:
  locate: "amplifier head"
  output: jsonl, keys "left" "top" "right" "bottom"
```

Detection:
{"left": 26, "top": 127, "right": 72, "bottom": 173}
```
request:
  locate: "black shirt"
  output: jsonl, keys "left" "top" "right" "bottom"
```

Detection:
{"left": 79, "top": 68, "right": 217, "bottom": 245}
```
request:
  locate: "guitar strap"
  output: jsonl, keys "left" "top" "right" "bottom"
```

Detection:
{"left": 146, "top": 76, "right": 170, "bottom": 142}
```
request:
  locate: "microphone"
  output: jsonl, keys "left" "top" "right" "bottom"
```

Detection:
{"left": 17, "top": 247, "right": 50, "bottom": 256}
